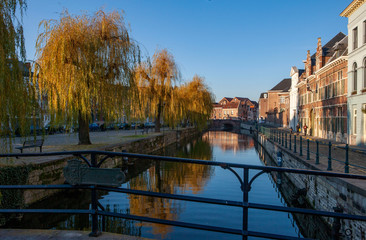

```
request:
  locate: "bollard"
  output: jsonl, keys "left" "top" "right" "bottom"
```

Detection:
{"left": 294, "top": 135, "right": 297, "bottom": 153}
{"left": 289, "top": 134, "right": 292, "bottom": 150}
{"left": 315, "top": 140, "right": 319, "bottom": 164}
{"left": 345, "top": 144, "right": 349, "bottom": 173}
{"left": 327, "top": 141, "right": 332, "bottom": 171}
{"left": 306, "top": 139, "right": 310, "bottom": 160}
{"left": 285, "top": 133, "right": 287, "bottom": 148}
{"left": 299, "top": 136, "right": 303, "bottom": 156}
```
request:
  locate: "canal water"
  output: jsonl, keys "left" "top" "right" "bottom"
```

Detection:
{"left": 4, "top": 131, "right": 317, "bottom": 239}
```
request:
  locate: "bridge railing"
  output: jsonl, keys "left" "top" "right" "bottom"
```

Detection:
{"left": 1, "top": 150, "right": 366, "bottom": 239}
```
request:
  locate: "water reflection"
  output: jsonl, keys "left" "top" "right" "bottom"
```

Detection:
{"left": 2, "top": 131, "right": 305, "bottom": 239}
{"left": 204, "top": 131, "right": 254, "bottom": 153}
{"left": 125, "top": 136, "right": 214, "bottom": 238}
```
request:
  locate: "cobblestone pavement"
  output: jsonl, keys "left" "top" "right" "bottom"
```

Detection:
{"left": 0, "top": 128, "right": 166, "bottom": 165}
{"left": 0, "top": 229, "right": 151, "bottom": 240}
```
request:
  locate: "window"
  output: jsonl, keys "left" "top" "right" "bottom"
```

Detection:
{"left": 353, "top": 63, "right": 358, "bottom": 91}
{"left": 353, "top": 107, "right": 357, "bottom": 134}
{"left": 364, "top": 58, "right": 366, "bottom": 88}
{"left": 280, "top": 96, "right": 285, "bottom": 104}
{"left": 338, "top": 70, "right": 342, "bottom": 80}
{"left": 353, "top": 27, "right": 358, "bottom": 50}
{"left": 364, "top": 20, "right": 366, "bottom": 44}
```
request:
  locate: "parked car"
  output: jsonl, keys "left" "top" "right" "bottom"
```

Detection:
{"left": 144, "top": 122, "right": 155, "bottom": 128}
{"left": 131, "top": 122, "right": 144, "bottom": 129}
{"left": 119, "top": 123, "right": 130, "bottom": 130}
{"left": 89, "top": 123, "right": 100, "bottom": 131}
{"left": 106, "top": 123, "right": 119, "bottom": 130}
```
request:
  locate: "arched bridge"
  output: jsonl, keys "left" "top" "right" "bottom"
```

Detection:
{"left": 210, "top": 119, "right": 242, "bottom": 130}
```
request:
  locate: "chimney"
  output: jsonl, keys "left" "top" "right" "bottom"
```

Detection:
{"left": 316, "top": 37, "right": 322, "bottom": 71}
{"left": 306, "top": 50, "right": 311, "bottom": 77}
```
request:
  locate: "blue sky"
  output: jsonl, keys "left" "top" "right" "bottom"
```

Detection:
{"left": 22, "top": 0, "right": 349, "bottom": 102}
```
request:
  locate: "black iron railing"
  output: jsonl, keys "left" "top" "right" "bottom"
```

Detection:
{"left": 1, "top": 150, "right": 366, "bottom": 239}
{"left": 260, "top": 126, "right": 366, "bottom": 174}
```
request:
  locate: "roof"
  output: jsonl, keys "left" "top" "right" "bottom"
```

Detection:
{"left": 270, "top": 78, "right": 291, "bottom": 92}
{"left": 311, "top": 32, "right": 346, "bottom": 59}
{"left": 233, "top": 97, "right": 248, "bottom": 101}
{"left": 222, "top": 97, "right": 233, "bottom": 102}
{"left": 222, "top": 102, "right": 239, "bottom": 109}
{"left": 327, "top": 35, "right": 348, "bottom": 63}
{"left": 299, "top": 69, "right": 305, "bottom": 76}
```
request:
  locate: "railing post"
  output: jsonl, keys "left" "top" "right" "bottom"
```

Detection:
{"left": 285, "top": 133, "right": 287, "bottom": 148}
{"left": 306, "top": 139, "right": 310, "bottom": 160}
{"left": 327, "top": 141, "right": 332, "bottom": 171}
{"left": 89, "top": 153, "right": 101, "bottom": 237}
{"left": 299, "top": 136, "right": 303, "bottom": 156}
{"left": 316, "top": 140, "right": 319, "bottom": 164}
{"left": 345, "top": 144, "right": 349, "bottom": 174}
{"left": 281, "top": 132, "right": 284, "bottom": 146}
{"left": 242, "top": 168, "right": 249, "bottom": 240}
{"left": 294, "top": 135, "right": 297, "bottom": 153}
{"left": 289, "top": 134, "right": 292, "bottom": 150}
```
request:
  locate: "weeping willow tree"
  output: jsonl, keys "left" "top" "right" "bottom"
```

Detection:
{"left": 33, "top": 10, "right": 139, "bottom": 144}
{"left": 0, "top": 0, "right": 37, "bottom": 151}
{"left": 177, "top": 75, "right": 214, "bottom": 129}
{"left": 134, "top": 49, "right": 179, "bottom": 132}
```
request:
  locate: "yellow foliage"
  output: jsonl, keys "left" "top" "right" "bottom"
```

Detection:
{"left": 134, "top": 50, "right": 214, "bottom": 131}
{"left": 0, "top": 0, "right": 36, "bottom": 152}
{"left": 33, "top": 9, "right": 138, "bottom": 142}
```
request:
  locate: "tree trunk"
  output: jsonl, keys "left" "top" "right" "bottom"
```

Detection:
{"left": 155, "top": 103, "right": 162, "bottom": 133}
{"left": 78, "top": 112, "right": 91, "bottom": 145}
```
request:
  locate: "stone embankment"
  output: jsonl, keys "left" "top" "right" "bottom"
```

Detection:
{"left": 255, "top": 131, "right": 366, "bottom": 239}
{"left": 0, "top": 128, "right": 198, "bottom": 207}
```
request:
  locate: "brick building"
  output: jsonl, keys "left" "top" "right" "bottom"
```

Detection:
{"left": 211, "top": 97, "right": 258, "bottom": 121}
{"left": 297, "top": 33, "right": 348, "bottom": 142}
{"left": 259, "top": 79, "right": 291, "bottom": 127}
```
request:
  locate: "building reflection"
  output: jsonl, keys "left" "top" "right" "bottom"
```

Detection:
{"left": 203, "top": 131, "right": 254, "bottom": 153}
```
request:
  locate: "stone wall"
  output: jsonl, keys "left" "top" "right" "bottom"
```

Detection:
{"left": 1, "top": 128, "right": 198, "bottom": 207}
{"left": 256, "top": 132, "right": 366, "bottom": 239}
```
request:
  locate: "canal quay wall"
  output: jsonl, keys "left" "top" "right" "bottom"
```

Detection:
{"left": 0, "top": 128, "right": 198, "bottom": 210}
{"left": 255, "top": 132, "right": 366, "bottom": 239}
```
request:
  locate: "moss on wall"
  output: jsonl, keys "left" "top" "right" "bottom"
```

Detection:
{"left": 0, "top": 165, "right": 31, "bottom": 225}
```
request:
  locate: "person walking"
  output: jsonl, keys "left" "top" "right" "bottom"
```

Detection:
{"left": 303, "top": 124, "right": 308, "bottom": 136}
{"left": 296, "top": 123, "right": 300, "bottom": 135}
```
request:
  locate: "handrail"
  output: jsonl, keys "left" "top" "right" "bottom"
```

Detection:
{"left": 1, "top": 150, "right": 366, "bottom": 239}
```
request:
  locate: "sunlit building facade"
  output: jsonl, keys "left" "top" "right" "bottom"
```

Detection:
{"left": 341, "top": 0, "right": 366, "bottom": 146}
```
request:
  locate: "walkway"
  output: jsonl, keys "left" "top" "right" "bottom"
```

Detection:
{"left": 0, "top": 229, "right": 151, "bottom": 240}
{"left": 0, "top": 128, "right": 167, "bottom": 165}
{"left": 260, "top": 127, "right": 366, "bottom": 192}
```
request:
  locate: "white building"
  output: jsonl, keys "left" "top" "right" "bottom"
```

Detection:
{"left": 289, "top": 67, "right": 304, "bottom": 130}
{"left": 341, "top": 0, "right": 366, "bottom": 146}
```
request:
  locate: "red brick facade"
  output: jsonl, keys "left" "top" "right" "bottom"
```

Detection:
{"left": 211, "top": 97, "right": 258, "bottom": 121}
{"left": 297, "top": 33, "right": 348, "bottom": 142}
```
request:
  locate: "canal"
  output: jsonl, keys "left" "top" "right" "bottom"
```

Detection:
{"left": 3, "top": 131, "right": 331, "bottom": 239}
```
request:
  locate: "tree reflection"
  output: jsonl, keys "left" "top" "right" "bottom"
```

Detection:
{"left": 127, "top": 136, "right": 213, "bottom": 238}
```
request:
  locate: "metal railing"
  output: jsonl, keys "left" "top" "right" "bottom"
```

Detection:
{"left": 1, "top": 150, "right": 366, "bottom": 239}
{"left": 259, "top": 126, "right": 366, "bottom": 174}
